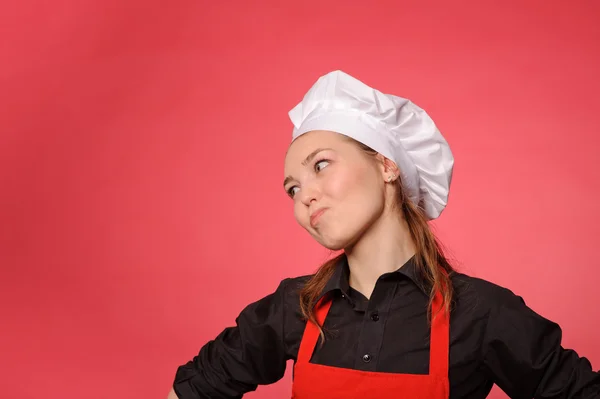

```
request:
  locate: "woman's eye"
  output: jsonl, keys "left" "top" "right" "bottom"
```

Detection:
{"left": 287, "top": 186, "right": 299, "bottom": 198}
{"left": 287, "top": 160, "right": 330, "bottom": 199}
{"left": 315, "top": 159, "right": 330, "bottom": 172}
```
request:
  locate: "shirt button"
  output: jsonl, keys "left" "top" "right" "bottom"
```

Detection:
{"left": 362, "top": 354, "right": 372, "bottom": 363}
{"left": 370, "top": 312, "right": 379, "bottom": 321}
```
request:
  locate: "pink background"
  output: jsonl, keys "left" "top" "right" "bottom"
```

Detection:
{"left": 1, "top": 1, "right": 599, "bottom": 398}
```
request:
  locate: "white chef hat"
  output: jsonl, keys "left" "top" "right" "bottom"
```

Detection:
{"left": 288, "top": 70, "right": 454, "bottom": 220}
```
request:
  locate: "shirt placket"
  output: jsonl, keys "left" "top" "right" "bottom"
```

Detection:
{"left": 353, "top": 278, "right": 399, "bottom": 371}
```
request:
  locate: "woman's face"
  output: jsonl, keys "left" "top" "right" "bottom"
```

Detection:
{"left": 283, "top": 130, "right": 390, "bottom": 250}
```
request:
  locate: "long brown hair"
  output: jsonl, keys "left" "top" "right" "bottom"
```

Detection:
{"left": 298, "top": 138, "right": 455, "bottom": 345}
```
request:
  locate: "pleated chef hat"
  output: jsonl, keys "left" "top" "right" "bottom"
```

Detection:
{"left": 288, "top": 70, "right": 454, "bottom": 220}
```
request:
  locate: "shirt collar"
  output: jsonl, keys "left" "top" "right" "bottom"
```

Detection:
{"left": 317, "top": 253, "right": 429, "bottom": 303}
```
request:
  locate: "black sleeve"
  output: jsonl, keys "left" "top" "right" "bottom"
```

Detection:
{"left": 172, "top": 278, "right": 291, "bottom": 398}
{"left": 481, "top": 288, "right": 600, "bottom": 399}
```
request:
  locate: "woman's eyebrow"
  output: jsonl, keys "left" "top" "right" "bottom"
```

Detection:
{"left": 283, "top": 147, "right": 333, "bottom": 188}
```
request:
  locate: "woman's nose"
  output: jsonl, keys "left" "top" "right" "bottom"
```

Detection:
{"left": 299, "top": 181, "right": 321, "bottom": 206}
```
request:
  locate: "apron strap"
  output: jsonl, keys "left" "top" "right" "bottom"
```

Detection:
{"left": 428, "top": 290, "right": 450, "bottom": 377}
{"left": 296, "top": 295, "right": 332, "bottom": 364}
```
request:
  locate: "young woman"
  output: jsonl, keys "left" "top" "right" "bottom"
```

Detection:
{"left": 167, "top": 71, "right": 600, "bottom": 398}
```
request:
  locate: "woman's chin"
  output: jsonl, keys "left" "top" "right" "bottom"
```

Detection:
{"left": 313, "top": 232, "right": 352, "bottom": 252}
{"left": 321, "top": 242, "right": 345, "bottom": 251}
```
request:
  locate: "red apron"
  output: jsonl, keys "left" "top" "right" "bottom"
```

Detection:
{"left": 291, "top": 291, "right": 450, "bottom": 398}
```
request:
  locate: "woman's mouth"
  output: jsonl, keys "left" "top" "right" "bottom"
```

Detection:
{"left": 310, "top": 208, "right": 328, "bottom": 227}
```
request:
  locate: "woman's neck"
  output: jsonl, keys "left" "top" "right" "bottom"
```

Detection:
{"left": 345, "top": 212, "right": 416, "bottom": 300}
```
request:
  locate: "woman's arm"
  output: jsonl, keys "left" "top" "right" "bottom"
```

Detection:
{"left": 166, "top": 388, "right": 178, "bottom": 399}
{"left": 170, "top": 278, "right": 292, "bottom": 398}
{"left": 482, "top": 287, "right": 600, "bottom": 398}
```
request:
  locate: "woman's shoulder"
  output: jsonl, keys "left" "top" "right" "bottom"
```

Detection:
{"left": 281, "top": 274, "right": 313, "bottom": 291}
{"left": 271, "top": 274, "right": 313, "bottom": 307}
{"left": 233, "top": 275, "right": 312, "bottom": 328}
{"left": 245, "top": 274, "right": 312, "bottom": 309}
{"left": 449, "top": 271, "right": 527, "bottom": 313}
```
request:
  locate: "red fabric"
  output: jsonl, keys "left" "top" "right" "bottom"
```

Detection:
{"left": 291, "top": 291, "right": 450, "bottom": 398}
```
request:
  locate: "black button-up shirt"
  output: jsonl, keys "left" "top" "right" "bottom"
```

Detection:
{"left": 173, "top": 255, "right": 600, "bottom": 398}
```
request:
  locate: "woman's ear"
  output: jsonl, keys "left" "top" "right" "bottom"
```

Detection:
{"left": 376, "top": 154, "right": 400, "bottom": 180}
